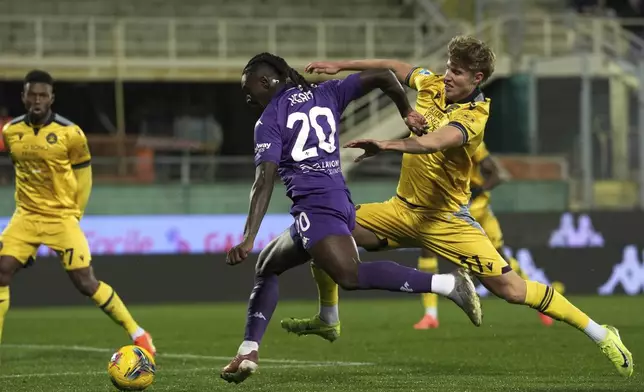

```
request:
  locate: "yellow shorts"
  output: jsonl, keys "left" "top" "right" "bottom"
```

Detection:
{"left": 470, "top": 202, "right": 504, "bottom": 250}
{"left": 0, "top": 212, "right": 92, "bottom": 270}
{"left": 356, "top": 196, "right": 510, "bottom": 277}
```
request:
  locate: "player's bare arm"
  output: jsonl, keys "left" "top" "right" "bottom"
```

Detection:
{"left": 227, "top": 161, "right": 278, "bottom": 265}
{"left": 356, "top": 69, "right": 427, "bottom": 134}
{"left": 344, "top": 125, "right": 464, "bottom": 162}
{"left": 306, "top": 59, "right": 415, "bottom": 85}
{"left": 470, "top": 156, "right": 508, "bottom": 201}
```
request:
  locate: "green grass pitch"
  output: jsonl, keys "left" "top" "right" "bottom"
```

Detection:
{"left": 0, "top": 296, "right": 642, "bottom": 391}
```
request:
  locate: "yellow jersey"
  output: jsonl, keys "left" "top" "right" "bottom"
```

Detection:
{"left": 397, "top": 67, "right": 490, "bottom": 211}
{"left": 2, "top": 113, "right": 91, "bottom": 220}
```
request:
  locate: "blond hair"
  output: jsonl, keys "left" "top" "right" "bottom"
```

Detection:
{"left": 448, "top": 35, "right": 496, "bottom": 83}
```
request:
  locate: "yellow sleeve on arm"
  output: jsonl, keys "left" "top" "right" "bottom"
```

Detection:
{"left": 447, "top": 103, "right": 490, "bottom": 146}
{"left": 68, "top": 127, "right": 92, "bottom": 218}
{"left": 74, "top": 166, "right": 92, "bottom": 217}
{"left": 404, "top": 67, "right": 437, "bottom": 91}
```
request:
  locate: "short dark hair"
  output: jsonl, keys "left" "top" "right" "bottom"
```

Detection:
{"left": 243, "top": 52, "right": 313, "bottom": 91}
{"left": 24, "top": 70, "right": 54, "bottom": 86}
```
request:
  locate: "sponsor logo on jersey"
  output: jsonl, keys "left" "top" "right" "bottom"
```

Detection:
{"left": 46, "top": 132, "right": 58, "bottom": 144}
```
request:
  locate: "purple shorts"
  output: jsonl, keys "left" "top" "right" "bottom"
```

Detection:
{"left": 289, "top": 190, "right": 356, "bottom": 250}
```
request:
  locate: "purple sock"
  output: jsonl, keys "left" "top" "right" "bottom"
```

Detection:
{"left": 357, "top": 261, "right": 433, "bottom": 293}
{"left": 243, "top": 274, "right": 279, "bottom": 344}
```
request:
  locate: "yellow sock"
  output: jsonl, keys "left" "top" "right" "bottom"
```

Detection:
{"left": 91, "top": 282, "right": 141, "bottom": 337}
{"left": 311, "top": 263, "right": 338, "bottom": 307}
{"left": 524, "top": 280, "right": 589, "bottom": 330}
{"left": 508, "top": 256, "right": 529, "bottom": 281}
{"left": 418, "top": 256, "right": 438, "bottom": 314}
{"left": 0, "top": 286, "right": 9, "bottom": 344}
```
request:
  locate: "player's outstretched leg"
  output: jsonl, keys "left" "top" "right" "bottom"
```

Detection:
{"left": 282, "top": 239, "right": 481, "bottom": 342}
{"left": 414, "top": 250, "right": 439, "bottom": 329}
{"left": 482, "top": 272, "right": 633, "bottom": 377}
{"left": 67, "top": 267, "right": 156, "bottom": 356}
{"left": 222, "top": 231, "right": 310, "bottom": 384}
{"left": 314, "top": 236, "right": 480, "bottom": 324}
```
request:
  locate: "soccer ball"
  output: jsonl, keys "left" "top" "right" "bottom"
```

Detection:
{"left": 107, "top": 345, "right": 156, "bottom": 391}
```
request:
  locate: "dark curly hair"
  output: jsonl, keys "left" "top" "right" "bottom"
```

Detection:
{"left": 243, "top": 52, "right": 313, "bottom": 91}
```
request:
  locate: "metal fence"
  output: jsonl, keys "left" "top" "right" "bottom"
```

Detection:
{"left": 0, "top": 16, "right": 428, "bottom": 71}
{"left": 0, "top": 155, "right": 258, "bottom": 185}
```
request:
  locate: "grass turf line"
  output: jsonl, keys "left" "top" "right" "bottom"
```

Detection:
{"left": 0, "top": 296, "right": 642, "bottom": 391}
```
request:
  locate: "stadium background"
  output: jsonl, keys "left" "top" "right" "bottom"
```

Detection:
{"left": 2, "top": 2, "right": 644, "bottom": 391}
{"left": 1, "top": 0, "right": 644, "bottom": 303}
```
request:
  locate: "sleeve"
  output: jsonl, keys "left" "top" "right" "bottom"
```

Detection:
{"left": 324, "top": 73, "right": 363, "bottom": 113}
{"left": 68, "top": 127, "right": 92, "bottom": 168}
{"left": 471, "top": 141, "right": 491, "bottom": 164}
{"left": 404, "top": 67, "right": 437, "bottom": 91}
{"left": 447, "top": 103, "right": 490, "bottom": 145}
{"left": 253, "top": 111, "right": 282, "bottom": 167}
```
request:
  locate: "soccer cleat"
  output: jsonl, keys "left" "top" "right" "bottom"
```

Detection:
{"left": 133, "top": 332, "right": 157, "bottom": 357}
{"left": 220, "top": 351, "right": 259, "bottom": 384}
{"left": 280, "top": 315, "right": 341, "bottom": 342}
{"left": 598, "top": 325, "right": 633, "bottom": 377}
{"left": 538, "top": 312, "right": 554, "bottom": 326}
{"left": 413, "top": 314, "right": 439, "bottom": 330}
{"left": 446, "top": 269, "right": 482, "bottom": 327}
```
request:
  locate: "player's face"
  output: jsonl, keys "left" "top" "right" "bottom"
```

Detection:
{"left": 241, "top": 72, "right": 271, "bottom": 109}
{"left": 444, "top": 60, "right": 483, "bottom": 102}
{"left": 22, "top": 82, "right": 54, "bottom": 120}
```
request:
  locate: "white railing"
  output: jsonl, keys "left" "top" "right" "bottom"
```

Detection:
{"left": 339, "top": 15, "right": 644, "bottom": 139}
{"left": 339, "top": 22, "right": 467, "bottom": 132}
{"left": 0, "top": 16, "right": 429, "bottom": 69}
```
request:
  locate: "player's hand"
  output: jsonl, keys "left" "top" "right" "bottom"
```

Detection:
{"left": 305, "top": 61, "right": 342, "bottom": 75}
{"left": 404, "top": 110, "right": 428, "bottom": 136}
{"left": 343, "top": 139, "right": 385, "bottom": 162}
{"left": 226, "top": 239, "right": 254, "bottom": 265}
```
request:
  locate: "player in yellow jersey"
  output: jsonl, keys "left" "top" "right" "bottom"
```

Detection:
{"left": 281, "top": 36, "right": 633, "bottom": 377}
{"left": 0, "top": 70, "right": 156, "bottom": 357}
{"left": 414, "top": 141, "right": 554, "bottom": 329}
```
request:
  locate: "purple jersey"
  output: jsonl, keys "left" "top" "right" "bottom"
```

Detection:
{"left": 253, "top": 73, "right": 363, "bottom": 200}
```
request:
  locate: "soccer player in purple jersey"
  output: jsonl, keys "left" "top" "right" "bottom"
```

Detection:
{"left": 220, "top": 53, "right": 483, "bottom": 383}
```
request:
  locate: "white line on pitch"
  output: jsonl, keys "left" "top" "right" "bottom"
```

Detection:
{"left": 0, "top": 364, "right": 339, "bottom": 380}
{"left": 2, "top": 343, "right": 373, "bottom": 366}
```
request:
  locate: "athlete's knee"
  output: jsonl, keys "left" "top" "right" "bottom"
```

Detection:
{"left": 0, "top": 256, "right": 22, "bottom": 286}
{"left": 255, "top": 246, "right": 286, "bottom": 277}
{"left": 67, "top": 267, "right": 100, "bottom": 296}
{"left": 481, "top": 272, "right": 527, "bottom": 304}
